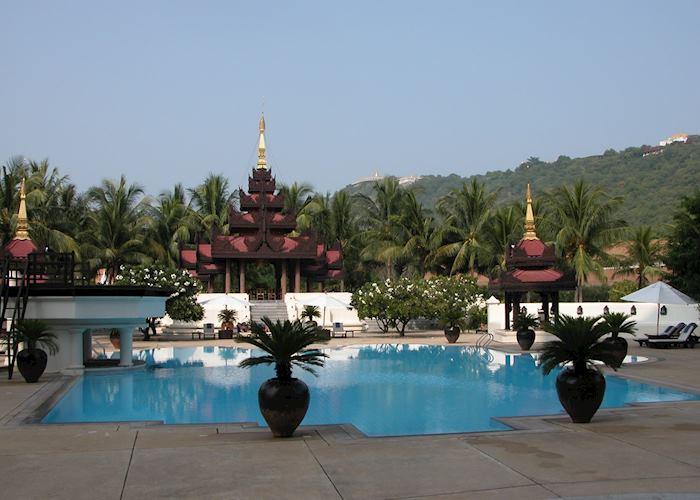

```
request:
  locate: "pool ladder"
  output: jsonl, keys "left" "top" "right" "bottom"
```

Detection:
{"left": 476, "top": 330, "right": 494, "bottom": 349}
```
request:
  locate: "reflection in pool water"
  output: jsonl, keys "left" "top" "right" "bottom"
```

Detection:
{"left": 43, "top": 345, "right": 699, "bottom": 436}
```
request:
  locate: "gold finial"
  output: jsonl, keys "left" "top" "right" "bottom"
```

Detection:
{"left": 14, "top": 178, "right": 30, "bottom": 240}
{"left": 256, "top": 113, "right": 267, "bottom": 170}
{"left": 523, "top": 183, "right": 538, "bottom": 240}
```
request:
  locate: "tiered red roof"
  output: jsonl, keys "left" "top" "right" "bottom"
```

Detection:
{"left": 180, "top": 166, "right": 342, "bottom": 282}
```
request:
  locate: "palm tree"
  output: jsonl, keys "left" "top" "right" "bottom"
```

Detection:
{"left": 376, "top": 191, "right": 435, "bottom": 276}
{"left": 615, "top": 226, "right": 664, "bottom": 289}
{"left": 430, "top": 179, "right": 498, "bottom": 275}
{"left": 483, "top": 205, "right": 521, "bottom": 277}
{"left": 547, "top": 180, "right": 626, "bottom": 301}
{"left": 278, "top": 182, "right": 313, "bottom": 215}
{"left": 81, "top": 176, "right": 151, "bottom": 282}
{"left": 237, "top": 318, "right": 328, "bottom": 380}
{"left": 356, "top": 178, "right": 407, "bottom": 278}
{"left": 147, "top": 184, "right": 194, "bottom": 266}
{"left": 299, "top": 193, "right": 332, "bottom": 243}
{"left": 25, "top": 159, "right": 83, "bottom": 253}
{"left": 188, "top": 174, "right": 237, "bottom": 238}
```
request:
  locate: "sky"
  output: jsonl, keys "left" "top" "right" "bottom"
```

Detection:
{"left": 1, "top": 1, "right": 699, "bottom": 195}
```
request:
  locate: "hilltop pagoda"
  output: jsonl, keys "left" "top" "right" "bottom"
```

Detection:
{"left": 488, "top": 184, "right": 575, "bottom": 328}
{"left": 180, "top": 116, "right": 343, "bottom": 297}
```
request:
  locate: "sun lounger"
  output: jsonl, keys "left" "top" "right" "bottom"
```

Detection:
{"left": 646, "top": 323, "right": 698, "bottom": 348}
{"left": 636, "top": 322, "right": 686, "bottom": 346}
{"left": 331, "top": 322, "right": 355, "bottom": 338}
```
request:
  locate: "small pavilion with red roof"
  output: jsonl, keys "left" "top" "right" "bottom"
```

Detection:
{"left": 3, "top": 178, "right": 38, "bottom": 259}
{"left": 489, "top": 184, "right": 575, "bottom": 329}
{"left": 180, "top": 116, "right": 343, "bottom": 297}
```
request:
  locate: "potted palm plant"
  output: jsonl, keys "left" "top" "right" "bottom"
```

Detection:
{"left": 440, "top": 308, "right": 467, "bottom": 343}
{"left": 540, "top": 315, "right": 618, "bottom": 423}
{"left": 217, "top": 307, "right": 237, "bottom": 339}
{"left": 16, "top": 319, "right": 59, "bottom": 383}
{"left": 601, "top": 312, "right": 637, "bottom": 368}
{"left": 300, "top": 305, "right": 321, "bottom": 326}
{"left": 513, "top": 313, "right": 538, "bottom": 350}
{"left": 236, "top": 317, "right": 328, "bottom": 437}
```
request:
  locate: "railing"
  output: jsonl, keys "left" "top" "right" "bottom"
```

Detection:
{"left": 21, "top": 252, "right": 91, "bottom": 287}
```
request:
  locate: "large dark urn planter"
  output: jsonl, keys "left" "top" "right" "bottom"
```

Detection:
{"left": 17, "top": 348, "right": 48, "bottom": 383}
{"left": 555, "top": 368, "right": 606, "bottom": 423}
{"left": 602, "top": 336, "right": 627, "bottom": 368}
{"left": 444, "top": 326, "right": 460, "bottom": 343}
{"left": 258, "top": 378, "right": 310, "bottom": 437}
{"left": 516, "top": 328, "right": 535, "bottom": 351}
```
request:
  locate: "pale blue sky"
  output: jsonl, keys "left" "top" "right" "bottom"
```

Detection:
{"left": 1, "top": 1, "right": 698, "bottom": 195}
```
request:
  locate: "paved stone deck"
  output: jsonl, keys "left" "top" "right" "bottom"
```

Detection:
{"left": 2, "top": 332, "right": 700, "bottom": 499}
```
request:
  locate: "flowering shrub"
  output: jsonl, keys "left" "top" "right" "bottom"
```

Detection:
{"left": 353, "top": 275, "right": 482, "bottom": 335}
{"left": 114, "top": 264, "right": 204, "bottom": 323}
{"left": 424, "top": 275, "right": 481, "bottom": 329}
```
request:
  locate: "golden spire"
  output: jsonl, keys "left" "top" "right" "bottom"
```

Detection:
{"left": 256, "top": 114, "right": 267, "bottom": 170}
{"left": 14, "top": 178, "right": 30, "bottom": 240}
{"left": 523, "top": 183, "right": 538, "bottom": 240}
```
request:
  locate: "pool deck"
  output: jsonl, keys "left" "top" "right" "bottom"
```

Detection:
{"left": 2, "top": 332, "right": 700, "bottom": 499}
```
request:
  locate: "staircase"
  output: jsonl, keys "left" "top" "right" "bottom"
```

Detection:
{"left": 1, "top": 257, "right": 30, "bottom": 379}
{"left": 249, "top": 300, "right": 290, "bottom": 324}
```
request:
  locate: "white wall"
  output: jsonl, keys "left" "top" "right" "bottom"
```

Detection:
{"left": 487, "top": 300, "right": 699, "bottom": 336}
{"left": 284, "top": 293, "right": 366, "bottom": 329}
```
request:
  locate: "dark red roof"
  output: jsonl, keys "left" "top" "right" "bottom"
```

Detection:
{"left": 4, "top": 239, "right": 38, "bottom": 258}
{"left": 516, "top": 239, "right": 547, "bottom": 257}
{"left": 180, "top": 249, "right": 196, "bottom": 266}
{"left": 512, "top": 269, "right": 564, "bottom": 283}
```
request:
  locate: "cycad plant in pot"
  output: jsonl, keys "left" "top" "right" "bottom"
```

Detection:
{"left": 300, "top": 305, "right": 321, "bottom": 326}
{"left": 16, "top": 319, "right": 59, "bottom": 383}
{"left": 218, "top": 307, "right": 237, "bottom": 330}
{"left": 601, "top": 312, "right": 636, "bottom": 368}
{"left": 540, "top": 315, "right": 618, "bottom": 423}
{"left": 440, "top": 308, "right": 467, "bottom": 343}
{"left": 236, "top": 317, "right": 328, "bottom": 437}
{"left": 513, "top": 313, "right": 538, "bottom": 351}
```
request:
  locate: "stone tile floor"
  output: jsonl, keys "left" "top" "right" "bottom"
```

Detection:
{"left": 2, "top": 335, "right": 700, "bottom": 499}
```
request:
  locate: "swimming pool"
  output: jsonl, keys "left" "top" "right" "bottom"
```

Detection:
{"left": 43, "top": 345, "right": 700, "bottom": 436}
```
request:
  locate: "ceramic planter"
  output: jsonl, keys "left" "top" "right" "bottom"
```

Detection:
{"left": 258, "top": 378, "right": 310, "bottom": 437}
{"left": 444, "top": 326, "right": 460, "bottom": 343}
{"left": 555, "top": 367, "right": 606, "bottom": 423}
{"left": 602, "top": 336, "right": 628, "bottom": 368}
{"left": 516, "top": 328, "right": 535, "bottom": 350}
{"left": 16, "top": 348, "right": 48, "bottom": 383}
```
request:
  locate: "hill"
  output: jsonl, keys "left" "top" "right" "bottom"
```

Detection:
{"left": 342, "top": 137, "right": 700, "bottom": 229}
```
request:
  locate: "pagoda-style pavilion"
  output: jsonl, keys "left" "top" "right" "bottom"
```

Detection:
{"left": 180, "top": 116, "right": 343, "bottom": 297}
{"left": 488, "top": 184, "right": 575, "bottom": 329}
{"left": 3, "top": 179, "right": 38, "bottom": 259}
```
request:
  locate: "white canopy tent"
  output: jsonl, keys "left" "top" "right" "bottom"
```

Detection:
{"left": 621, "top": 281, "right": 697, "bottom": 334}
{"left": 299, "top": 293, "right": 352, "bottom": 328}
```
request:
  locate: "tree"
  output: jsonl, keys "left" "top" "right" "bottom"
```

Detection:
{"left": 355, "top": 178, "right": 407, "bottom": 278}
{"left": 614, "top": 226, "right": 664, "bottom": 289}
{"left": 278, "top": 182, "right": 313, "bottom": 215}
{"left": 188, "top": 174, "right": 236, "bottom": 238}
{"left": 430, "top": 179, "right": 498, "bottom": 275}
{"left": 147, "top": 184, "right": 194, "bottom": 267}
{"left": 666, "top": 190, "right": 700, "bottom": 298}
{"left": 114, "top": 264, "right": 204, "bottom": 339}
{"left": 546, "top": 180, "right": 626, "bottom": 301}
{"left": 482, "top": 205, "right": 521, "bottom": 277}
{"left": 81, "top": 176, "right": 151, "bottom": 282}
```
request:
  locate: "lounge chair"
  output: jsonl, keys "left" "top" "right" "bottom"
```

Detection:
{"left": 636, "top": 322, "right": 686, "bottom": 346}
{"left": 646, "top": 323, "right": 698, "bottom": 348}
{"left": 331, "top": 322, "right": 355, "bottom": 338}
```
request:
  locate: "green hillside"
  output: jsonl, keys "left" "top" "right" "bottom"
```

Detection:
{"left": 342, "top": 137, "right": 700, "bottom": 230}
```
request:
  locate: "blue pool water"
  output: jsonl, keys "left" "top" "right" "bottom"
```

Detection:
{"left": 43, "top": 345, "right": 700, "bottom": 436}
